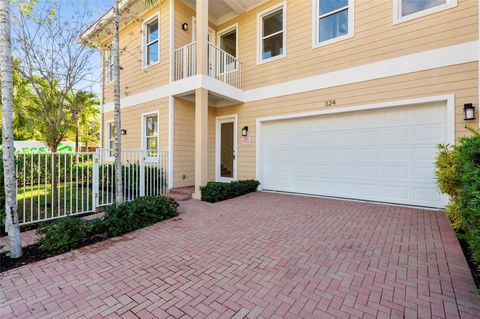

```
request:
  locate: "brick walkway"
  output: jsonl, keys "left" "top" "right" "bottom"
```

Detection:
{"left": 1, "top": 192, "right": 479, "bottom": 318}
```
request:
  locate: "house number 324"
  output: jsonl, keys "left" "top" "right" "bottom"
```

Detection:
{"left": 324, "top": 100, "right": 336, "bottom": 107}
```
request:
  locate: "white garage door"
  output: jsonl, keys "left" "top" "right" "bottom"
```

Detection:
{"left": 260, "top": 102, "right": 448, "bottom": 208}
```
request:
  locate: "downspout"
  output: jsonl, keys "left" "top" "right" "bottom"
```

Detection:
{"left": 168, "top": 0, "right": 175, "bottom": 188}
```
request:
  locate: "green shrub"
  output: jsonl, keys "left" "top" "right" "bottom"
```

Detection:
{"left": 37, "top": 217, "right": 93, "bottom": 252}
{"left": 102, "top": 196, "right": 179, "bottom": 237}
{"left": 435, "top": 144, "right": 463, "bottom": 230}
{"left": 456, "top": 130, "right": 480, "bottom": 269}
{"left": 37, "top": 196, "right": 179, "bottom": 253}
{"left": 200, "top": 180, "right": 260, "bottom": 203}
{"left": 435, "top": 129, "right": 480, "bottom": 272}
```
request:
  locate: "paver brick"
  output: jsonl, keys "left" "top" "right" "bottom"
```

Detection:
{"left": 1, "top": 192, "right": 480, "bottom": 318}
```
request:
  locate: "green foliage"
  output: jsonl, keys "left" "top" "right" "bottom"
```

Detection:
{"left": 36, "top": 196, "right": 179, "bottom": 253}
{"left": 200, "top": 180, "right": 260, "bottom": 203}
{"left": 435, "top": 144, "right": 463, "bottom": 230}
{"left": 456, "top": 130, "right": 480, "bottom": 269}
{"left": 435, "top": 129, "right": 480, "bottom": 271}
{"left": 102, "top": 196, "right": 179, "bottom": 237}
{"left": 37, "top": 217, "right": 93, "bottom": 252}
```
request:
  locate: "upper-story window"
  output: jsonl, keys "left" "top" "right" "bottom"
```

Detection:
{"left": 107, "top": 46, "right": 114, "bottom": 83}
{"left": 257, "top": 3, "right": 286, "bottom": 64}
{"left": 142, "top": 112, "right": 159, "bottom": 159}
{"left": 143, "top": 15, "right": 159, "bottom": 67}
{"left": 313, "top": 0, "right": 354, "bottom": 47}
{"left": 394, "top": 0, "right": 457, "bottom": 24}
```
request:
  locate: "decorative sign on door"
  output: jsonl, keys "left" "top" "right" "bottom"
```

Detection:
{"left": 240, "top": 136, "right": 252, "bottom": 145}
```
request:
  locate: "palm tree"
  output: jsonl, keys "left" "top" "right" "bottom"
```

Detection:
{"left": 0, "top": 0, "right": 22, "bottom": 258}
{"left": 66, "top": 91, "right": 99, "bottom": 152}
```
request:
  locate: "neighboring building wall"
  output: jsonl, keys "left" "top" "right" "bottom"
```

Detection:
{"left": 216, "top": 0, "right": 477, "bottom": 90}
{"left": 103, "top": 97, "right": 169, "bottom": 150}
{"left": 216, "top": 63, "right": 479, "bottom": 180}
{"left": 102, "top": 0, "right": 171, "bottom": 104}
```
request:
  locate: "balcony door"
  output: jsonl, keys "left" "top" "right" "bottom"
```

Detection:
{"left": 216, "top": 115, "right": 237, "bottom": 183}
{"left": 217, "top": 25, "right": 238, "bottom": 74}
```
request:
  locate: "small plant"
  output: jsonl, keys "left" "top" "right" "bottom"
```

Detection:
{"left": 102, "top": 196, "right": 179, "bottom": 237}
{"left": 37, "top": 217, "right": 93, "bottom": 252}
{"left": 200, "top": 180, "right": 260, "bottom": 203}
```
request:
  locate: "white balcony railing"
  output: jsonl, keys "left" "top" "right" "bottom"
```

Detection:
{"left": 173, "top": 42, "right": 243, "bottom": 89}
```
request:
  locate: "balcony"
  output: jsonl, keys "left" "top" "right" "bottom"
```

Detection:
{"left": 174, "top": 42, "right": 243, "bottom": 89}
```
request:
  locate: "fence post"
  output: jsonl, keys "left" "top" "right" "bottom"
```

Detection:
{"left": 92, "top": 149, "right": 100, "bottom": 211}
{"left": 140, "top": 150, "right": 146, "bottom": 197}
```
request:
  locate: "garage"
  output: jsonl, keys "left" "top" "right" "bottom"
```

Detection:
{"left": 259, "top": 102, "right": 449, "bottom": 208}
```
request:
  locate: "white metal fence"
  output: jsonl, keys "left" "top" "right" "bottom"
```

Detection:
{"left": 14, "top": 149, "right": 169, "bottom": 226}
{"left": 173, "top": 41, "right": 243, "bottom": 88}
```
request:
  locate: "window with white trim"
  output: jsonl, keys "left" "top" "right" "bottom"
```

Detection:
{"left": 394, "top": 0, "right": 457, "bottom": 23}
{"left": 143, "top": 113, "right": 158, "bottom": 158}
{"left": 107, "top": 47, "right": 114, "bottom": 83}
{"left": 314, "top": 0, "right": 353, "bottom": 45}
{"left": 144, "top": 17, "right": 159, "bottom": 67}
{"left": 258, "top": 4, "right": 285, "bottom": 63}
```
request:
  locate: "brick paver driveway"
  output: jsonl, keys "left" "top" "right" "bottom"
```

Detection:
{"left": 1, "top": 192, "right": 479, "bottom": 319}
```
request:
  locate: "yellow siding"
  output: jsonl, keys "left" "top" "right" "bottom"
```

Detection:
{"left": 217, "top": 0, "right": 477, "bottom": 90}
{"left": 172, "top": 98, "right": 216, "bottom": 187}
{"left": 103, "top": 97, "right": 169, "bottom": 150}
{"left": 216, "top": 62, "right": 479, "bottom": 180}
{"left": 102, "top": 0, "right": 171, "bottom": 104}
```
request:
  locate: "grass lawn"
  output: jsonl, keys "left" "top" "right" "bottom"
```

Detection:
{"left": 16, "top": 182, "right": 109, "bottom": 224}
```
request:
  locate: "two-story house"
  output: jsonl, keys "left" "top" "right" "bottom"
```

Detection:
{"left": 81, "top": 0, "right": 479, "bottom": 208}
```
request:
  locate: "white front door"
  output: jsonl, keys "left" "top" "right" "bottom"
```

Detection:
{"left": 216, "top": 115, "right": 237, "bottom": 182}
{"left": 259, "top": 102, "right": 448, "bottom": 208}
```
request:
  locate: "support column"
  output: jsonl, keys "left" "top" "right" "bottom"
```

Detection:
{"left": 193, "top": 0, "right": 209, "bottom": 199}
{"left": 193, "top": 88, "right": 209, "bottom": 199}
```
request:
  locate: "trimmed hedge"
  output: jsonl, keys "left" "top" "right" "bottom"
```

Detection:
{"left": 200, "top": 180, "right": 260, "bottom": 203}
{"left": 37, "top": 196, "right": 179, "bottom": 253}
{"left": 435, "top": 129, "right": 480, "bottom": 273}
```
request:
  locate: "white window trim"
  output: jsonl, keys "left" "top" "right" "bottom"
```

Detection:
{"left": 256, "top": 2, "right": 286, "bottom": 65}
{"left": 142, "top": 12, "right": 160, "bottom": 69}
{"left": 393, "top": 0, "right": 457, "bottom": 25}
{"left": 216, "top": 23, "right": 239, "bottom": 58}
{"left": 106, "top": 46, "right": 114, "bottom": 84}
{"left": 141, "top": 110, "right": 160, "bottom": 162}
{"left": 105, "top": 120, "right": 115, "bottom": 161}
{"left": 312, "top": 0, "right": 354, "bottom": 48}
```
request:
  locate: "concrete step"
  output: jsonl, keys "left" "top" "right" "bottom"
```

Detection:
{"left": 167, "top": 186, "right": 194, "bottom": 201}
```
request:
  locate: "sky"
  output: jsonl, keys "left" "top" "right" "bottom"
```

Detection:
{"left": 14, "top": 0, "right": 114, "bottom": 96}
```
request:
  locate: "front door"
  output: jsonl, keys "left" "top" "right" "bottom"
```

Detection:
{"left": 216, "top": 116, "right": 237, "bottom": 182}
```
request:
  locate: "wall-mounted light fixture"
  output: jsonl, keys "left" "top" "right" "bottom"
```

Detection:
{"left": 121, "top": 129, "right": 127, "bottom": 135}
{"left": 182, "top": 23, "right": 189, "bottom": 31}
{"left": 464, "top": 103, "right": 476, "bottom": 121}
{"left": 242, "top": 126, "right": 248, "bottom": 137}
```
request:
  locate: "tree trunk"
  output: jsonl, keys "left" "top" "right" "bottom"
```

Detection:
{"left": 75, "top": 120, "right": 79, "bottom": 152}
{"left": 0, "top": 0, "right": 22, "bottom": 258}
{"left": 113, "top": 0, "right": 123, "bottom": 204}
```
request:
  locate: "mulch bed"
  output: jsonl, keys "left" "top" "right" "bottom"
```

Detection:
{"left": 1, "top": 235, "right": 107, "bottom": 273}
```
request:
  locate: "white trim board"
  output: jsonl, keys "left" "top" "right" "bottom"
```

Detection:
{"left": 255, "top": 93, "right": 455, "bottom": 208}
{"left": 215, "top": 114, "right": 238, "bottom": 183}
{"left": 246, "top": 41, "right": 477, "bottom": 102}
{"left": 102, "top": 41, "right": 478, "bottom": 112}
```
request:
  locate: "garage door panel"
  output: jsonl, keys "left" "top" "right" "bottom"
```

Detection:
{"left": 260, "top": 103, "right": 447, "bottom": 208}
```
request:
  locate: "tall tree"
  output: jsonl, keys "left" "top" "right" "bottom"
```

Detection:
{"left": 113, "top": 0, "right": 123, "bottom": 204}
{"left": 13, "top": 0, "right": 96, "bottom": 153}
{"left": 66, "top": 91, "right": 99, "bottom": 152}
{"left": 0, "top": 0, "right": 22, "bottom": 258}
